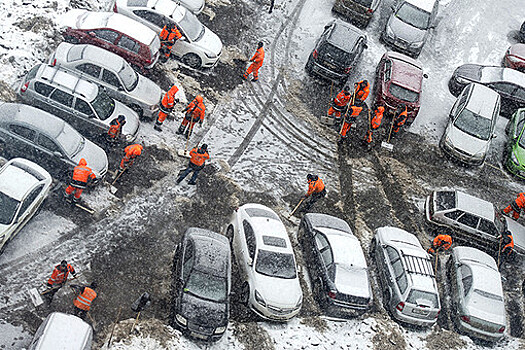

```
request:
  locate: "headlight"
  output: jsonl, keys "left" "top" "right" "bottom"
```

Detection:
{"left": 471, "top": 150, "right": 486, "bottom": 160}
{"left": 214, "top": 326, "right": 226, "bottom": 334}
{"left": 386, "top": 25, "right": 395, "bottom": 38}
{"left": 254, "top": 290, "right": 266, "bottom": 307}
{"left": 175, "top": 314, "right": 187, "bottom": 326}
{"left": 295, "top": 295, "right": 303, "bottom": 309}
{"left": 511, "top": 151, "right": 520, "bottom": 165}
{"left": 410, "top": 41, "right": 424, "bottom": 48}
{"left": 455, "top": 76, "right": 470, "bottom": 85}
{"left": 204, "top": 51, "right": 217, "bottom": 59}
{"left": 507, "top": 54, "right": 520, "bottom": 63}
{"left": 443, "top": 134, "right": 453, "bottom": 148}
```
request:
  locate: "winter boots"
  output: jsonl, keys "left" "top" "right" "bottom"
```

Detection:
{"left": 154, "top": 121, "right": 163, "bottom": 132}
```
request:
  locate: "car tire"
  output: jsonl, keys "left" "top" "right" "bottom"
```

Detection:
{"left": 369, "top": 238, "right": 376, "bottom": 260}
{"left": 226, "top": 225, "right": 234, "bottom": 243}
{"left": 240, "top": 282, "right": 250, "bottom": 306}
{"left": 181, "top": 53, "right": 202, "bottom": 69}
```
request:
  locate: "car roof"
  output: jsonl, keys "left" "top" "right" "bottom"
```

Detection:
{"left": 38, "top": 64, "right": 99, "bottom": 101}
{"left": 35, "top": 312, "right": 92, "bottom": 350}
{"left": 480, "top": 66, "right": 525, "bottom": 86}
{"left": 386, "top": 51, "right": 423, "bottom": 92}
{"left": 303, "top": 213, "right": 352, "bottom": 235}
{"left": 66, "top": 43, "right": 126, "bottom": 72}
{"left": 326, "top": 234, "right": 367, "bottom": 269}
{"left": 405, "top": 0, "right": 436, "bottom": 13}
{"left": 327, "top": 21, "right": 365, "bottom": 52}
{"left": 455, "top": 191, "right": 495, "bottom": 221}
{"left": 377, "top": 226, "right": 424, "bottom": 253}
{"left": 464, "top": 83, "right": 500, "bottom": 118}
{"left": 0, "top": 159, "right": 45, "bottom": 201}
{"left": 127, "top": 0, "right": 186, "bottom": 23}
{"left": 0, "top": 103, "right": 65, "bottom": 139}
{"left": 186, "top": 228, "right": 230, "bottom": 275}
{"left": 453, "top": 246, "right": 498, "bottom": 271}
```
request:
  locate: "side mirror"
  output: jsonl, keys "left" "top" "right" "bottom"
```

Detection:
{"left": 89, "top": 32, "right": 96, "bottom": 37}
{"left": 423, "top": 73, "right": 429, "bottom": 79}
{"left": 53, "top": 151, "right": 63, "bottom": 158}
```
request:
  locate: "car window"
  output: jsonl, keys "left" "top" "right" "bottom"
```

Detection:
{"left": 91, "top": 89, "right": 116, "bottom": 121}
{"left": 0, "top": 192, "right": 20, "bottom": 225}
{"left": 34, "top": 82, "right": 54, "bottom": 97}
{"left": 9, "top": 125, "right": 36, "bottom": 141}
{"left": 76, "top": 63, "right": 102, "bottom": 79}
{"left": 37, "top": 134, "right": 60, "bottom": 153}
{"left": 391, "top": 259, "right": 408, "bottom": 294}
{"left": 102, "top": 69, "right": 122, "bottom": 89}
{"left": 314, "top": 232, "right": 329, "bottom": 251}
{"left": 406, "top": 289, "right": 438, "bottom": 308}
{"left": 182, "top": 240, "right": 194, "bottom": 281}
{"left": 478, "top": 218, "right": 499, "bottom": 237}
{"left": 50, "top": 89, "right": 74, "bottom": 107}
{"left": 514, "top": 86, "right": 525, "bottom": 101}
{"left": 117, "top": 36, "right": 140, "bottom": 54}
{"left": 384, "top": 59, "right": 392, "bottom": 81}
{"left": 459, "top": 265, "right": 473, "bottom": 296}
{"left": 385, "top": 246, "right": 400, "bottom": 263}
{"left": 457, "top": 212, "right": 480, "bottom": 228}
{"left": 74, "top": 98, "right": 95, "bottom": 117}
{"left": 242, "top": 220, "right": 256, "bottom": 260}
{"left": 435, "top": 191, "right": 456, "bottom": 211}
{"left": 133, "top": 9, "right": 166, "bottom": 27}
{"left": 19, "top": 185, "right": 43, "bottom": 216}
{"left": 25, "top": 65, "right": 40, "bottom": 81}
{"left": 444, "top": 210, "right": 462, "bottom": 220}
{"left": 320, "top": 246, "right": 333, "bottom": 267}
{"left": 93, "top": 29, "right": 119, "bottom": 43}
{"left": 491, "top": 82, "right": 517, "bottom": 96}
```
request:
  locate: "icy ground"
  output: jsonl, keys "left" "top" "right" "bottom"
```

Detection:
{"left": 1, "top": 0, "right": 525, "bottom": 349}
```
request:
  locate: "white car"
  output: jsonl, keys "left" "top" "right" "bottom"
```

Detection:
{"left": 226, "top": 203, "right": 303, "bottom": 321}
{"left": 0, "top": 158, "right": 52, "bottom": 254}
{"left": 114, "top": 0, "right": 223, "bottom": 69}
{"left": 29, "top": 312, "right": 93, "bottom": 350}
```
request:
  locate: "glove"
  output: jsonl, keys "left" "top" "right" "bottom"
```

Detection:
{"left": 72, "top": 272, "right": 77, "bottom": 277}
{"left": 182, "top": 108, "right": 188, "bottom": 113}
{"left": 46, "top": 283, "right": 53, "bottom": 288}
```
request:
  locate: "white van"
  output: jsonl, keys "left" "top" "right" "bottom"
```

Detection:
{"left": 29, "top": 312, "right": 93, "bottom": 350}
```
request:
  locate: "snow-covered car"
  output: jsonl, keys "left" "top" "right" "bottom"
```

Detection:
{"left": 0, "top": 158, "right": 52, "bottom": 254}
{"left": 440, "top": 83, "right": 500, "bottom": 166}
{"left": 298, "top": 213, "right": 373, "bottom": 317}
{"left": 29, "top": 312, "right": 93, "bottom": 350}
{"left": 0, "top": 103, "right": 108, "bottom": 182}
{"left": 425, "top": 190, "right": 525, "bottom": 255}
{"left": 62, "top": 10, "right": 161, "bottom": 71}
{"left": 382, "top": 0, "right": 439, "bottom": 58}
{"left": 448, "top": 246, "right": 506, "bottom": 341}
{"left": 112, "top": 0, "right": 205, "bottom": 15}
{"left": 372, "top": 226, "right": 441, "bottom": 327}
{"left": 332, "top": 0, "right": 382, "bottom": 28}
{"left": 504, "top": 107, "right": 525, "bottom": 179}
{"left": 226, "top": 204, "right": 303, "bottom": 321}
{"left": 503, "top": 43, "right": 525, "bottom": 73}
{"left": 173, "top": 228, "right": 231, "bottom": 342}
{"left": 114, "top": 0, "right": 223, "bottom": 69}
{"left": 49, "top": 43, "right": 162, "bottom": 119}
{"left": 18, "top": 63, "right": 140, "bottom": 144}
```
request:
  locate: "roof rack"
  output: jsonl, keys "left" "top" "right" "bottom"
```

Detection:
{"left": 401, "top": 251, "right": 435, "bottom": 278}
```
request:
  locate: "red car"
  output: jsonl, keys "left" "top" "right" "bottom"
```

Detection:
{"left": 504, "top": 43, "right": 525, "bottom": 73}
{"left": 373, "top": 51, "right": 425, "bottom": 124}
{"left": 62, "top": 10, "right": 160, "bottom": 72}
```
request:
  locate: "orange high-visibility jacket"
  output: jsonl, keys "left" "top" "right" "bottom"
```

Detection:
{"left": 371, "top": 108, "right": 384, "bottom": 129}
{"left": 47, "top": 264, "right": 75, "bottom": 285}
{"left": 189, "top": 147, "right": 210, "bottom": 167}
{"left": 108, "top": 119, "right": 122, "bottom": 139}
{"left": 333, "top": 90, "right": 351, "bottom": 107}
{"left": 394, "top": 106, "right": 408, "bottom": 126}
{"left": 307, "top": 177, "right": 325, "bottom": 196}
{"left": 161, "top": 86, "right": 179, "bottom": 110}
{"left": 432, "top": 234, "right": 452, "bottom": 250}
{"left": 186, "top": 96, "right": 206, "bottom": 122}
{"left": 503, "top": 233, "right": 514, "bottom": 251}
{"left": 516, "top": 192, "right": 525, "bottom": 208}
{"left": 72, "top": 159, "right": 96, "bottom": 184}
{"left": 160, "top": 25, "right": 182, "bottom": 43}
{"left": 355, "top": 80, "right": 370, "bottom": 101}
{"left": 73, "top": 287, "right": 97, "bottom": 311}
{"left": 250, "top": 47, "right": 265, "bottom": 67}
{"left": 124, "top": 144, "right": 143, "bottom": 159}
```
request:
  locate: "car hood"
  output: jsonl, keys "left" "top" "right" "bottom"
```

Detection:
{"left": 334, "top": 266, "right": 371, "bottom": 299}
{"left": 388, "top": 16, "right": 426, "bottom": 43}
{"left": 180, "top": 0, "right": 205, "bottom": 14}
{"left": 454, "top": 64, "right": 482, "bottom": 82}
{"left": 180, "top": 292, "right": 227, "bottom": 326}
{"left": 465, "top": 295, "right": 506, "bottom": 327}
{"left": 445, "top": 122, "right": 490, "bottom": 156}
{"left": 107, "top": 101, "right": 140, "bottom": 137}
{"left": 61, "top": 9, "right": 90, "bottom": 29}
{"left": 254, "top": 273, "right": 302, "bottom": 308}
{"left": 504, "top": 217, "right": 525, "bottom": 254}
{"left": 194, "top": 27, "right": 222, "bottom": 57}
{"left": 72, "top": 139, "right": 108, "bottom": 178}
{"left": 131, "top": 76, "right": 162, "bottom": 105}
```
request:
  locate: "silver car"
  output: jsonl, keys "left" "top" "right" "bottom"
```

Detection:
{"left": 49, "top": 43, "right": 162, "bottom": 119}
{"left": 440, "top": 83, "right": 500, "bottom": 166}
{"left": 448, "top": 246, "right": 506, "bottom": 341}
{"left": 29, "top": 312, "right": 93, "bottom": 350}
{"left": 372, "top": 226, "right": 440, "bottom": 327}
{"left": 18, "top": 64, "right": 140, "bottom": 144}
{"left": 382, "top": 0, "right": 439, "bottom": 57}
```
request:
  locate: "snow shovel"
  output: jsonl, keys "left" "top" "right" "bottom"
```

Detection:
{"left": 28, "top": 288, "right": 44, "bottom": 307}
{"left": 497, "top": 235, "right": 502, "bottom": 267}
{"left": 381, "top": 115, "right": 395, "bottom": 151}
{"left": 177, "top": 120, "right": 195, "bottom": 159}
{"left": 130, "top": 292, "right": 151, "bottom": 334}
{"left": 107, "top": 307, "right": 122, "bottom": 348}
{"left": 108, "top": 167, "right": 127, "bottom": 194}
{"left": 338, "top": 89, "right": 357, "bottom": 135}
{"left": 288, "top": 198, "right": 305, "bottom": 219}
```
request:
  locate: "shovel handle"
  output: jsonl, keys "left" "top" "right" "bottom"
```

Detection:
{"left": 288, "top": 198, "right": 305, "bottom": 218}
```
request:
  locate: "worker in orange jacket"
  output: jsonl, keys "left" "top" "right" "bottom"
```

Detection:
{"left": 120, "top": 144, "right": 143, "bottom": 170}
{"left": 176, "top": 144, "right": 210, "bottom": 185}
{"left": 64, "top": 158, "right": 96, "bottom": 203}
{"left": 339, "top": 103, "right": 364, "bottom": 140}
{"left": 327, "top": 86, "right": 352, "bottom": 121}
{"left": 302, "top": 174, "right": 326, "bottom": 212}
{"left": 159, "top": 23, "right": 182, "bottom": 61}
{"left": 44, "top": 260, "right": 77, "bottom": 303}
{"left": 177, "top": 95, "right": 206, "bottom": 137}
{"left": 365, "top": 106, "right": 384, "bottom": 144}
{"left": 354, "top": 80, "right": 370, "bottom": 102}
{"left": 243, "top": 42, "right": 265, "bottom": 82}
{"left": 427, "top": 234, "right": 452, "bottom": 254}
{"left": 393, "top": 104, "right": 408, "bottom": 133}
{"left": 106, "top": 115, "right": 126, "bottom": 143}
{"left": 71, "top": 282, "right": 97, "bottom": 320}
{"left": 503, "top": 192, "right": 525, "bottom": 220}
{"left": 155, "top": 85, "right": 179, "bottom": 131}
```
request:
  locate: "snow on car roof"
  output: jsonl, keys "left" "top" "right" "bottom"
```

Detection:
{"left": 455, "top": 191, "right": 495, "bottom": 221}
{"left": 328, "top": 21, "right": 364, "bottom": 52}
{"left": 9, "top": 104, "right": 65, "bottom": 139}
{"left": 406, "top": 0, "right": 436, "bottom": 13}
{"left": 501, "top": 67, "right": 525, "bottom": 86}
{"left": 453, "top": 246, "right": 497, "bottom": 271}
{"left": 304, "top": 213, "right": 352, "bottom": 234}
{"left": 377, "top": 227, "right": 423, "bottom": 251}
{"left": 191, "top": 234, "right": 230, "bottom": 274}
{"left": 326, "top": 233, "right": 367, "bottom": 269}
{"left": 41, "top": 65, "right": 99, "bottom": 101}
{"left": 388, "top": 52, "right": 423, "bottom": 92}
{"left": 80, "top": 45, "right": 127, "bottom": 72}
{"left": 35, "top": 312, "right": 92, "bottom": 350}
{"left": 107, "top": 13, "right": 158, "bottom": 45}
{"left": 0, "top": 163, "right": 40, "bottom": 201}
{"left": 469, "top": 263, "right": 504, "bottom": 297}
{"left": 147, "top": 0, "right": 185, "bottom": 22}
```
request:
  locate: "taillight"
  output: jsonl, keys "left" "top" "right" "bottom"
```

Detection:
{"left": 113, "top": 2, "right": 118, "bottom": 12}
{"left": 498, "top": 326, "right": 505, "bottom": 333}
{"left": 312, "top": 49, "right": 318, "bottom": 59}
{"left": 51, "top": 58, "right": 57, "bottom": 66}
{"left": 434, "top": 310, "right": 440, "bottom": 319}
{"left": 328, "top": 291, "right": 336, "bottom": 299}
{"left": 460, "top": 315, "right": 470, "bottom": 323}
{"left": 20, "top": 82, "right": 29, "bottom": 93}
{"left": 367, "top": 8, "right": 373, "bottom": 13}
{"left": 396, "top": 302, "right": 405, "bottom": 311}
{"left": 344, "top": 67, "right": 352, "bottom": 74}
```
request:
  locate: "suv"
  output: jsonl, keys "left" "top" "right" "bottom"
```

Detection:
{"left": 440, "top": 83, "right": 500, "bottom": 166}
{"left": 0, "top": 104, "right": 108, "bottom": 182}
{"left": 49, "top": 43, "right": 162, "bottom": 119}
{"left": 382, "top": 0, "right": 439, "bottom": 57}
{"left": 63, "top": 10, "right": 160, "bottom": 71}
{"left": 18, "top": 64, "right": 140, "bottom": 144}
{"left": 504, "top": 107, "right": 525, "bottom": 178}
{"left": 373, "top": 51, "right": 425, "bottom": 124}
{"left": 372, "top": 226, "right": 441, "bottom": 327}
{"left": 425, "top": 190, "right": 525, "bottom": 254}
{"left": 306, "top": 20, "right": 367, "bottom": 82}
{"left": 332, "top": 0, "right": 382, "bottom": 27}
{"left": 114, "top": 0, "right": 223, "bottom": 69}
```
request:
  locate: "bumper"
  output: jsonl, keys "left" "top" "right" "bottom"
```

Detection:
{"left": 456, "top": 318, "right": 504, "bottom": 342}
{"left": 382, "top": 33, "right": 421, "bottom": 57}
{"left": 324, "top": 298, "right": 370, "bottom": 318}
{"left": 250, "top": 301, "right": 300, "bottom": 321}
{"left": 202, "top": 52, "right": 221, "bottom": 68}
{"left": 144, "top": 51, "right": 160, "bottom": 69}
{"left": 439, "top": 137, "right": 485, "bottom": 166}
{"left": 392, "top": 307, "right": 437, "bottom": 327}
{"left": 174, "top": 319, "right": 226, "bottom": 342}
{"left": 332, "top": 2, "right": 372, "bottom": 25}
{"left": 308, "top": 58, "right": 347, "bottom": 82}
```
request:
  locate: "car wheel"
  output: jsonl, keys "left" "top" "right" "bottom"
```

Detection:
{"left": 240, "top": 282, "right": 250, "bottom": 305}
{"left": 226, "top": 225, "right": 234, "bottom": 243}
{"left": 383, "top": 288, "right": 391, "bottom": 308}
{"left": 369, "top": 238, "right": 376, "bottom": 259}
{"left": 181, "top": 53, "right": 202, "bottom": 69}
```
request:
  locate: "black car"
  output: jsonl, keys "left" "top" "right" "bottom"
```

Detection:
{"left": 172, "top": 228, "right": 231, "bottom": 342}
{"left": 306, "top": 20, "right": 367, "bottom": 82}
{"left": 298, "top": 213, "right": 373, "bottom": 317}
{"left": 448, "top": 64, "right": 525, "bottom": 115}
{"left": 332, "top": 0, "right": 381, "bottom": 28}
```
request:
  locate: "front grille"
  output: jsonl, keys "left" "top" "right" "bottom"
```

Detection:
{"left": 267, "top": 306, "right": 295, "bottom": 316}
{"left": 187, "top": 322, "right": 213, "bottom": 336}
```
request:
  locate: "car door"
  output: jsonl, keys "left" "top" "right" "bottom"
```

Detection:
{"left": 178, "top": 239, "right": 195, "bottom": 305}
{"left": 74, "top": 62, "right": 103, "bottom": 85}
{"left": 35, "top": 133, "right": 70, "bottom": 179}
{"left": 101, "top": 68, "right": 129, "bottom": 104}
{"left": 489, "top": 82, "right": 518, "bottom": 111}
{"left": 7, "top": 124, "right": 37, "bottom": 160}
{"left": 241, "top": 220, "right": 257, "bottom": 282}
{"left": 382, "top": 59, "right": 392, "bottom": 97}
{"left": 512, "top": 85, "right": 525, "bottom": 109}
{"left": 116, "top": 35, "right": 143, "bottom": 65}
{"left": 72, "top": 96, "right": 105, "bottom": 139}
{"left": 12, "top": 184, "right": 44, "bottom": 238}
{"left": 477, "top": 218, "right": 500, "bottom": 240}
{"left": 48, "top": 88, "right": 75, "bottom": 123}
{"left": 312, "top": 231, "right": 331, "bottom": 294}
{"left": 31, "top": 81, "right": 55, "bottom": 113}
{"left": 91, "top": 29, "right": 120, "bottom": 52}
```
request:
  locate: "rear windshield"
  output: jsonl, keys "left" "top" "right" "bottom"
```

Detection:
{"left": 179, "top": 11, "right": 205, "bottom": 41}
{"left": 318, "top": 43, "right": 351, "bottom": 65}
{"left": 454, "top": 108, "right": 492, "bottom": 141}
{"left": 388, "top": 83, "right": 419, "bottom": 102}
{"left": 396, "top": 2, "right": 431, "bottom": 30}
{"left": 0, "top": 192, "right": 20, "bottom": 225}
{"left": 255, "top": 249, "right": 297, "bottom": 279}
{"left": 66, "top": 45, "right": 84, "bottom": 62}
{"left": 25, "top": 65, "right": 40, "bottom": 82}
{"left": 245, "top": 208, "right": 280, "bottom": 221}
{"left": 91, "top": 90, "right": 115, "bottom": 121}
{"left": 435, "top": 191, "right": 455, "bottom": 211}
{"left": 407, "top": 289, "right": 438, "bottom": 308}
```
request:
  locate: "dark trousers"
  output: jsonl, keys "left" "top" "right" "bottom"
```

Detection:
{"left": 43, "top": 285, "right": 61, "bottom": 303}
{"left": 177, "top": 165, "right": 203, "bottom": 184}
{"left": 269, "top": 0, "right": 275, "bottom": 13}
{"left": 73, "top": 306, "right": 88, "bottom": 320}
{"left": 303, "top": 189, "right": 327, "bottom": 211}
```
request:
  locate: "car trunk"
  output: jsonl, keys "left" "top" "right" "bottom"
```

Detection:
{"left": 317, "top": 43, "right": 352, "bottom": 74}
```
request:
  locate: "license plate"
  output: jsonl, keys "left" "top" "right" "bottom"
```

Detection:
{"left": 411, "top": 308, "right": 428, "bottom": 315}
{"left": 190, "top": 332, "right": 208, "bottom": 340}
{"left": 323, "top": 61, "right": 337, "bottom": 70}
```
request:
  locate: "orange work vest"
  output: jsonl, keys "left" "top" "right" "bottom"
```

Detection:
{"left": 73, "top": 287, "right": 97, "bottom": 311}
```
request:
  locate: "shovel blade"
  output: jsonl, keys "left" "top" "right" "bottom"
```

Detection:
{"left": 28, "top": 288, "right": 44, "bottom": 307}
{"left": 177, "top": 149, "right": 191, "bottom": 159}
{"left": 381, "top": 141, "right": 393, "bottom": 151}
{"left": 109, "top": 185, "right": 119, "bottom": 194}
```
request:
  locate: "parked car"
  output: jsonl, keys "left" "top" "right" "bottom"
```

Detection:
{"left": 62, "top": 10, "right": 161, "bottom": 71}
{"left": 520, "top": 21, "right": 525, "bottom": 43}
{"left": 172, "top": 228, "right": 231, "bottom": 342}
{"left": 425, "top": 190, "right": 525, "bottom": 254}
{"left": 0, "top": 158, "right": 52, "bottom": 254}
{"left": 372, "top": 226, "right": 441, "bottom": 327}
{"left": 332, "top": 0, "right": 381, "bottom": 27}
{"left": 306, "top": 20, "right": 367, "bottom": 82}
{"left": 504, "top": 107, "right": 525, "bottom": 179}
{"left": 49, "top": 43, "right": 162, "bottom": 119}
{"left": 373, "top": 51, "right": 425, "bottom": 124}
{"left": 18, "top": 63, "right": 140, "bottom": 144}
{"left": 448, "top": 246, "right": 506, "bottom": 341}
{"left": 448, "top": 64, "right": 525, "bottom": 115}
{"left": 226, "top": 203, "right": 303, "bottom": 321}
{"left": 440, "top": 83, "right": 500, "bottom": 166}
{"left": 0, "top": 103, "right": 108, "bottom": 182}
{"left": 29, "top": 312, "right": 93, "bottom": 350}
{"left": 114, "top": 0, "right": 223, "bottom": 69}
{"left": 115, "top": 0, "right": 206, "bottom": 15}
{"left": 503, "top": 43, "right": 525, "bottom": 73}
{"left": 298, "top": 213, "right": 372, "bottom": 316}
{"left": 382, "top": 0, "right": 439, "bottom": 57}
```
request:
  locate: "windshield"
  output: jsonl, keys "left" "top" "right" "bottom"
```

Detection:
{"left": 454, "top": 108, "right": 492, "bottom": 140}
{"left": 185, "top": 270, "right": 227, "bottom": 302}
{"left": 0, "top": 192, "right": 20, "bottom": 225}
{"left": 91, "top": 90, "right": 115, "bottom": 121}
{"left": 388, "top": 83, "right": 419, "bottom": 102}
{"left": 255, "top": 249, "right": 297, "bottom": 279}
{"left": 118, "top": 62, "right": 139, "bottom": 91}
{"left": 517, "top": 112, "right": 525, "bottom": 148}
{"left": 56, "top": 124, "right": 84, "bottom": 157}
{"left": 396, "top": 3, "right": 431, "bottom": 30}
{"left": 179, "top": 11, "right": 205, "bottom": 41}
{"left": 407, "top": 289, "right": 438, "bottom": 308}
{"left": 354, "top": 0, "right": 373, "bottom": 6}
